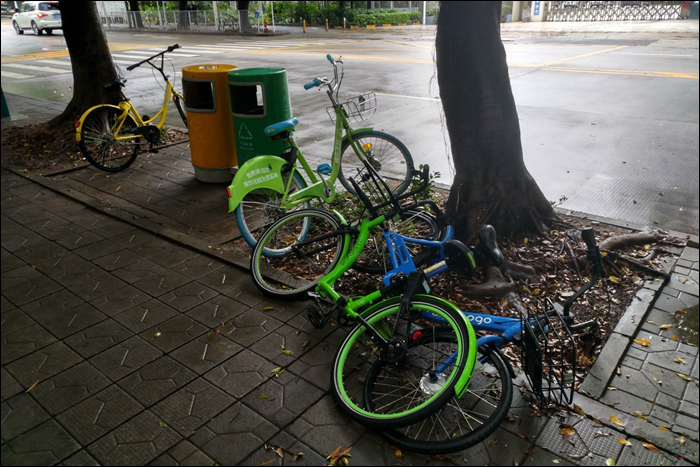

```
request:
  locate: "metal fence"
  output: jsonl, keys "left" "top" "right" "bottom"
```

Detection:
{"left": 100, "top": 10, "right": 272, "bottom": 33}
{"left": 547, "top": 1, "right": 683, "bottom": 22}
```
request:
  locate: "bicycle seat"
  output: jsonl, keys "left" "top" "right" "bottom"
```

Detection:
{"left": 104, "top": 78, "right": 127, "bottom": 89}
{"left": 443, "top": 240, "right": 477, "bottom": 278}
{"left": 478, "top": 225, "right": 504, "bottom": 265}
{"left": 264, "top": 117, "right": 299, "bottom": 137}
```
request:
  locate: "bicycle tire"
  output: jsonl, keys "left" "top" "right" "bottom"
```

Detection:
{"left": 352, "top": 208, "right": 443, "bottom": 275}
{"left": 337, "top": 131, "right": 414, "bottom": 197}
{"left": 251, "top": 209, "right": 345, "bottom": 299}
{"left": 235, "top": 171, "right": 310, "bottom": 250}
{"left": 173, "top": 94, "right": 187, "bottom": 128}
{"left": 78, "top": 107, "right": 141, "bottom": 173}
{"left": 332, "top": 296, "right": 474, "bottom": 430}
{"left": 381, "top": 343, "right": 512, "bottom": 454}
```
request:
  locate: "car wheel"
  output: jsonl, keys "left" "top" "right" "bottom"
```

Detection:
{"left": 45, "top": 29, "right": 53, "bottom": 35}
{"left": 13, "top": 21, "right": 24, "bottom": 35}
{"left": 31, "top": 21, "right": 42, "bottom": 35}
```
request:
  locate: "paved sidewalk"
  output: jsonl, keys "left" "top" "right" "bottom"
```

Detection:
{"left": 2, "top": 90, "right": 699, "bottom": 466}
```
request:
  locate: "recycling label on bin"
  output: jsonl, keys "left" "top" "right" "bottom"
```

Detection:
{"left": 238, "top": 123, "right": 254, "bottom": 140}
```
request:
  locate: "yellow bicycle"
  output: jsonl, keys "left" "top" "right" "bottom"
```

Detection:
{"left": 75, "top": 44, "right": 187, "bottom": 172}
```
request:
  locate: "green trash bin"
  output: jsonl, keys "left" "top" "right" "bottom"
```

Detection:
{"left": 228, "top": 67, "right": 292, "bottom": 166}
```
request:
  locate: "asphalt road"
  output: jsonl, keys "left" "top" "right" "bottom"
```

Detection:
{"left": 1, "top": 18, "right": 698, "bottom": 235}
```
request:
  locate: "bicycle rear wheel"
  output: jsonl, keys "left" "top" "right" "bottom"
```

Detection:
{"left": 332, "top": 296, "right": 476, "bottom": 430}
{"left": 251, "top": 209, "right": 345, "bottom": 299}
{"left": 79, "top": 107, "right": 140, "bottom": 172}
{"left": 381, "top": 344, "right": 512, "bottom": 454}
{"left": 338, "top": 131, "right": 414, "bottom": 196}
{"left": 235, "top": 171, "right": 310, "bottom": 250}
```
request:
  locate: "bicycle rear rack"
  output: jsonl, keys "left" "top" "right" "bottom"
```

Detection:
{"left": 520, "top": 299, "right": 577, "bottom": 406}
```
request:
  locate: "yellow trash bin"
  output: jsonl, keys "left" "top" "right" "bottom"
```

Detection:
{"left": 182, "top": 64, "right": 238, "bottom": 183}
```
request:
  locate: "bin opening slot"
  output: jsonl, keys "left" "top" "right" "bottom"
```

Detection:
{"left": 182, "top": 79, "right": 216, "bottom": 112}
{"left": 230, "top": 83, "right": 265, "bottom": 117}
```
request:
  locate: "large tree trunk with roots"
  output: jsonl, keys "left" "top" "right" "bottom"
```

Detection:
{"left": 49, "top": 1, "right": 119, "bottom": 127}
{"left": 436, "top": 1, "right": 558, "bottom": 242}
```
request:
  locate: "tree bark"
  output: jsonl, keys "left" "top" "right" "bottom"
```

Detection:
{"left": 49, "top": 1, "right": 119, "bottom": 127}
{"left": 239, "top": 0, "right": 252, "bottom": 32}
{"left": 127, "top": 0, "right": 143, "bottom": 29}
{"left": 436, "top": 2, "right": 558, "bottom": 242}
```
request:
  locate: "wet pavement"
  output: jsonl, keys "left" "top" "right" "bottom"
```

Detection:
{"left": 2, "top": 20, "right": 700, "bottom": 467}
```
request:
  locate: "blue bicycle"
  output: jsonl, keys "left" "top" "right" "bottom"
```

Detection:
{"left": 251, "top": 161, "right": 605, "bottom": 454}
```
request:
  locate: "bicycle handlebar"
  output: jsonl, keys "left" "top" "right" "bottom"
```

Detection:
{"left": 327, "top": 54, "right": 336, "bottom": 63}
{"left": 304, "top": 78, "right": 322, "bottom": 90}
{"left": 563, "top": 227, "right": 606, "bottom": 317}
{"left": 126, "top": 44, "right": 181, "bottom": 71}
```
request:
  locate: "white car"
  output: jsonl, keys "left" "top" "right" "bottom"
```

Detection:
{"left": 12, "top": 1, "right": 62, "bottom": 35}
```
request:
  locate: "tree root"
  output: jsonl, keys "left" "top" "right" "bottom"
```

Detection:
{"left": 603, "top": 250, "right": 669, "bottom": 277}
{"left": 598, "top": 232, "right": 657, "bottom": 251}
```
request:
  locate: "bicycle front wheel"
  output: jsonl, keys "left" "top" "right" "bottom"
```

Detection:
{"left": 381, "top": 344, "right": 513, "bottom": 454}
{"left": 79, "top": 107, "right": 141, "bottom": 172}
{"left": 332, "top": 296, "right": 475, "bottom": 430}
{"left": 251, "top": 209, "right": 345, "bottom": 299}
{"left": 338, "top": 131, "right": 414, "bottom": 196}
{"left": 235, "top": 171, "right": 310, "bottom": 250}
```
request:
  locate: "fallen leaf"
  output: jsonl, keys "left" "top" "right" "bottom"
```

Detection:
{"left": 154, "top": 332, "right": 161, "bottom": 337}
{"left": 525, "top": 448, "right": 537, "bottom": 455}
{"left": 671, "top": 336, "right": 678, "bottom": 341}
{"left": 634, "top": 338, "right": 651, "bottom": 347}
{"left": 327, "top": 446, "right": 342, "bottom": 460}
{"left": 641, "top": 442, "right": 662, "bottom": 453}
{"left": 679, "top": 436, "right": 686, "bottom": 445}
{"left": 560, "top": 425, "right": 575, "bottom": 437}
{"left": 25, "top": 380, "right": 40, "bottom": 393}
{"left": 659, "top": 426, "right": 671, "bottom": 431}
{"left": 610, "top": 415, "right": 626, "bottom": 428}
{"left": 607, "top": 387, "right": 618, "bottom": 391}
{"left": 653, "top": 375, "right": 662, "bottom": 385}
{"left": 292, "top": 452, "right": 304, "bottom": 461}
{"left": 157, "top": 420, "right": 167, "bottom": 428}
{"left": 394, "top": 448, "right": 403, "bottom": 458}
{"left": 617, "top": 438, "right": 632, "bottom": 446}
{"left": 659, "top": 324, "right": 673, "bottom": 330}
{"left": 609, "top": 275, "right": 619, "bottom": 283}
{"left": 569, "top": 453, "right": 590, "bottom": 461}
{"left": 594, "top": 431, "right": 613, "bottom": 438}
{"left": 517, "top": 434, "right": 528, "bottom": 440}
{"left": 674, "top": 357, "right": 688, "bottom": 364}
{"left": 606, "top": 458, "right": 616, "bottom": 466}
{"left": 263, "top": 306, "right": 275, "bottom": 311}
{"left": 207, "top": 331, "right": 213, "bottom": 341}
{"left": 572, "top": 404, "right": 586, "bottom": 417}
{"left": 185, "top": 431, "right": 195, "bottom": 438}
{"left": 676, "top": 373, "right": 692, "bottom": 381}
{"left": 674, "top": 310, "right": 687, "bottom": 315}
{"left": 261, "top": 459, "right": 275, "bottom": 466}
{"left": 275, "top": 447, "right": 284, "bottom": 458}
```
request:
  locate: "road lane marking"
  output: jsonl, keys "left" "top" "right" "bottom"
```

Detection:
{"left": 3, "top": 63, "right": 71, "bottom": 74}
{"left": 537, "top": 46, "right": 628, "bottom": 66}
{"left": 384, "top": 39, "right": 433, "bottom": 49}
{"left": 542, "top": 66, "right": 698, "bottom": 79}
{"left": 35, "top": 59, "right": 72, "bottom": 66}
{"left": 121, "top": 50, "right": 200, "bottom": 57}
{"left": 374, "top": 92, "right": 440, "bottom": 101}
{"left": 0, "top": 44, "right": 152, "bottom": 63}
{"left": 1, "top": 70, "right": 35, "bottom": 79}
{"left": 612, "top": 52, "right": 693, "bottom": 57}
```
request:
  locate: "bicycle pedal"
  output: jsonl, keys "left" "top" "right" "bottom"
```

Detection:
{"left": 317, "top": 163, "right": 332, "bottom": 175}
{"left": 306, "top": 303, "right": 326, "bottom": 329}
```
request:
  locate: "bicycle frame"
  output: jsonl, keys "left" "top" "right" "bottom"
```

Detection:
{"left": 226, "top": 60, "right": 377, "bottom": 213}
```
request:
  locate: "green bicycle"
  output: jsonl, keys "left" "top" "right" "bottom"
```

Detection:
{"left": 226, "top": 54, "right": 415, "bottom": 253}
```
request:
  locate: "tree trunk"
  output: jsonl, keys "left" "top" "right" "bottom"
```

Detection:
{"left": 178, "top": 0, "right": 189, "bottom": 29}
{"left": 49, "top": 1, "right": 120, "bottom": 127}
{"left": 128, "top": 0, "right": 143, "bottom": 28}
{"left": 436, "top": 1, "right": 558, "bottom": 242}
{"left": 239, "top": 0, "right": 252, "bottom": 32}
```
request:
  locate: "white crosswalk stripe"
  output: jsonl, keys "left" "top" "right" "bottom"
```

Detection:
{"left": 3, "top": 63, "right": 72, "bottom": 74}
{"left": 124, "top": 50, "right": 201, "bottom": 58}
{"left": 1, "top": 70, "right": 35, "bottom": 79}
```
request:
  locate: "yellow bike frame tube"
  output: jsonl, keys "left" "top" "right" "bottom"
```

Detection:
{"left": 75, "top": 103, "right": 138, "bottom": 142}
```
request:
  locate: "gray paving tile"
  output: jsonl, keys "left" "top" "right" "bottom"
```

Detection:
{"left": 0, "top": 367, "right": 23, "bottom": 402}
{"left": 148, "top": 440, "right": 215, "bottom": 466}
{"left": 151, "top": 378, "right": 235, "bottom": 436}
{"left": 171, "top": 255, "right": 225, "bottom": 280}
{"left": 1, "top": 263, "right": 44, "bottom": 292}
{"left": 114, "top": 259, "right": 191, "bottom": 297}
{"left": 286, "top": 396, "right": 365, "bottom": 458}
{"left": 169, "top": 333, "right": 242, "bottom": 375}
{"left": 91, "top": 247, "right": 144, "bottom": 271}
{"left": 254, "top": 298, "right": 310, "bottom": 323}
{"left": 73, "top": 239, "right": 124, "bottom": 261}
{"left": 111, "top": 298, "right": 179, "bottom": 334}
{"left": 249, "top": 324, "right": 322, "bottom": 367}
{"left": 616, "top": 437, "right": 678, "bottom": 466}
{"left": 219, "top": 307, "right": 283, "bottom": 347}
{"left": 242, "top": 369, "right": 324, "bottom": 428}
{"left": 138, "top": 315, "right": 208, "bottom": 353}
{"left": 189, "top": 402, "right": 278, "bottom": 465}
{"left": 522, "top": 448, "right": 575, "bottom": 465}
{"left": 54, "top": 226, "right": 105, "bottom": 251}
{"left": 185, "top": 294, "right": 249, "bottom": 328}
{"left": 221, "top": 278, "right": 267, "bottom": 308}
{"left": 0, "top": 249, "right": 24, "bottom": 275}
{"left": 12, "top": 238, "right": 69, "bottom": 265}
{"left": 117, "top": 356, "right": 197, "bottom": 407}
{"left": 1, "top": 393, "right": 50, "bottom": 443}
{"left": 64, "top": 319, "right": 133, "bottom": 359}
{"left": 536, "top": 416, "right": 623, "bottom": 465}
{"left": 148, "top": 248, "right": 200, "bottom": 269}
{"left": 5, "top": 341, "right": 83, "bottom": 387}
{"left": 204, "top": 348, "right": 279, "bottom": 399}
{"left": 1, "top": 225, "right": 47, "bottom": 254}
{"left": 32, "top": 302, "right": 107, "bottom": 340}
{"left": 196, "top": 264, "right": 250, "bottom": 293}
{"left": 0, "top": 322, "right": 57, "bottom": 364}
{"left": 0, "top": 420, "right": 81, "bottom": 466}
{"left": 1, "top": 308, "right": 36, "bottom": 337}
{"left": 287, "top": 339, "right": 340, "bottom": 392}
{"left": 156, "top": 281, "right": 219, "bottom": 313}
{"left": 63, "top": 268, "right": 128, "bottom": 302}
{"left": 87, "top": 410, "right": 181, "bottom": 466}
{"left": 88, "top": 335, "right": 163, "bottom": 382}
{"left": 2, "top": 273, "right": 63, "bottom": 307}
{"left": 239, "top": 431, "right": 326, "bottom": 467}
{"left": 89, "top": 284, "right": 151, "bottom": 317}
{"left": 59, "top": 449, "right": 100, "bottom": 466}
{"left": 30, "top": 361, "right": 111, "bottom": 416}
{"left": 56, "top": 385, "right": 144, "bottom": 446}
{"left": 20, "top": 288, "right": 85, "bottom": 318}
